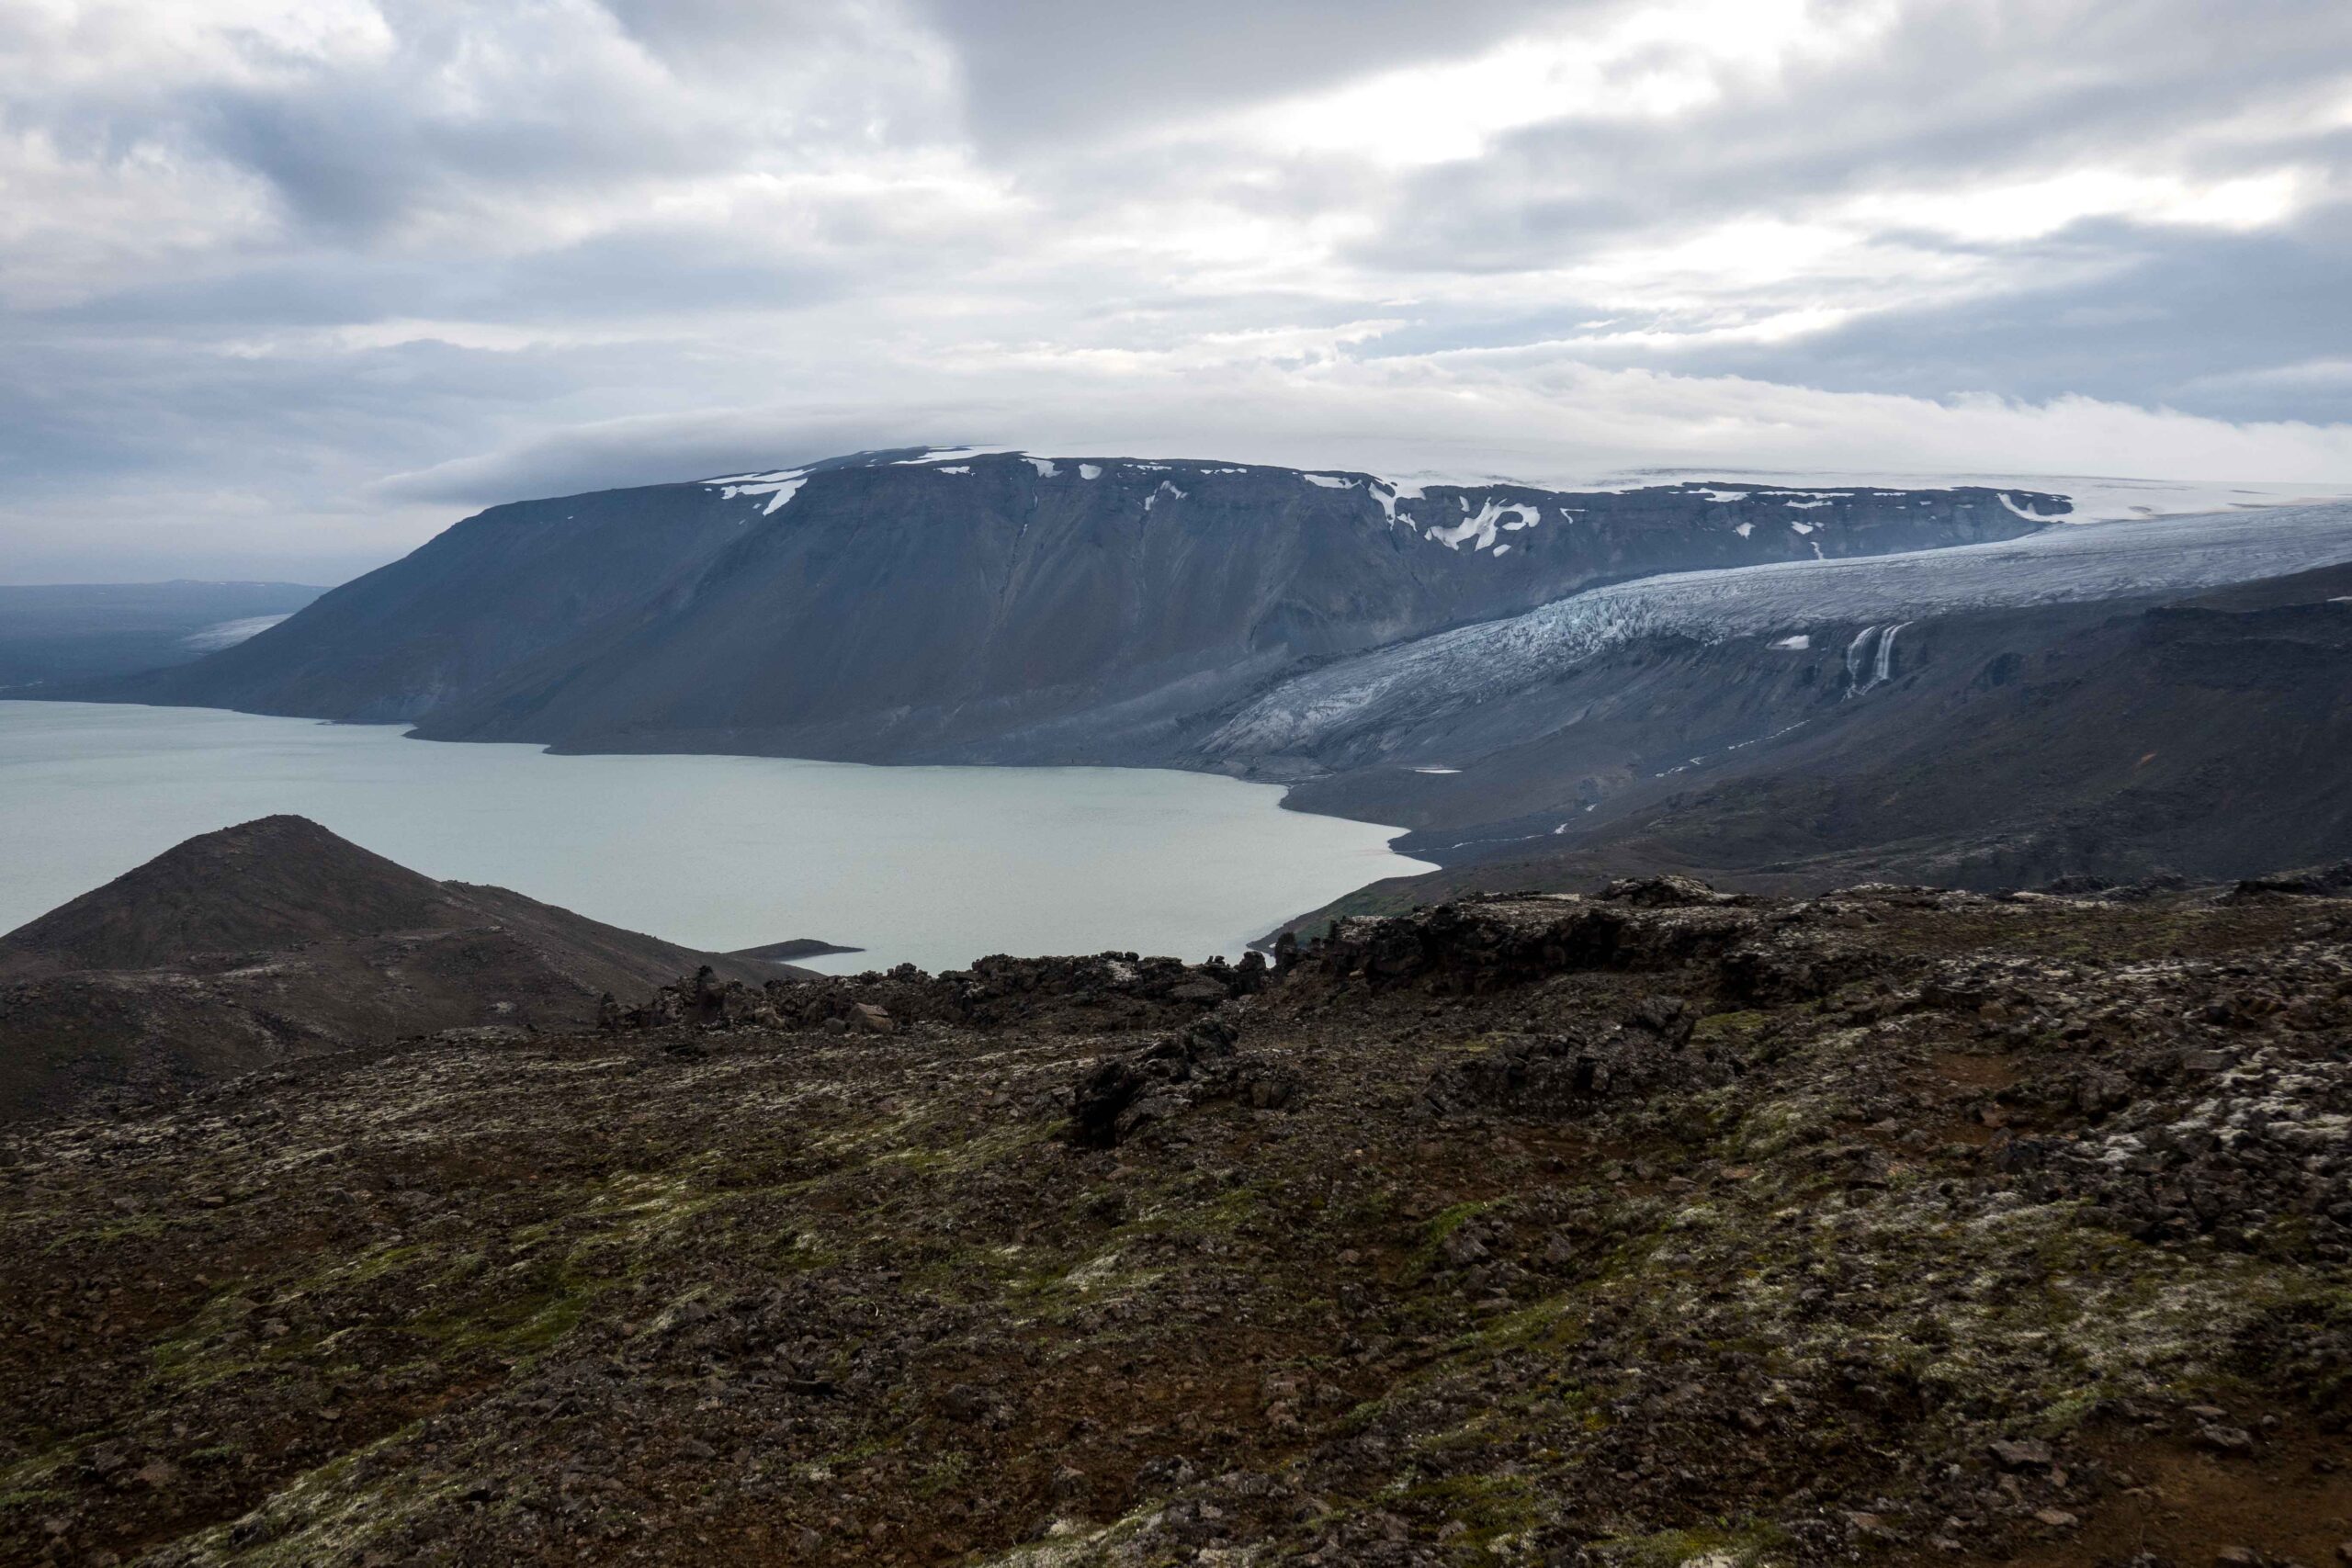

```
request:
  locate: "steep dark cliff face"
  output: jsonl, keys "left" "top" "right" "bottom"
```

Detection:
{"left": 95, "top": 451, "right": 2059, "bottom": 760}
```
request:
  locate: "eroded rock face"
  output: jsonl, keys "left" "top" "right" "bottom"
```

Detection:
{"left": 1290, "top": 894, "right": 1761, "bottom": 994}
{"left": 1598, "top": 874, "right": 1752, "bottom": 909}
{"left": 1069, "top": 1019, "right": 1301, "bottom": 1149}
{"left": 2229, "top": 860, "right": 2352, "bottom": 901}
{"left": 1288, "top": 887, "right": 1928, "bottom": 1013}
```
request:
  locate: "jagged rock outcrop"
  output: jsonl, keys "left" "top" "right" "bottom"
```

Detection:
{"left": 1068, "top": 1017, "right": 1300, "bottom": 1148}
{"left": 605, "top": 948, "right": 1272, "bottom": 1039}
{"left": 1291, "top": 888, "right": 1770, "bottom": 994}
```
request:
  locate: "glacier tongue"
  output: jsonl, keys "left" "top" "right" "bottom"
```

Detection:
{"left": 1209, "top": 502, "right": 2352, "bottom": 757}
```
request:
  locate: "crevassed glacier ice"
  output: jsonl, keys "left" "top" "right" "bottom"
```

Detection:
{"left": 1211, "top": 502, "right": 2352, "bottom": 756}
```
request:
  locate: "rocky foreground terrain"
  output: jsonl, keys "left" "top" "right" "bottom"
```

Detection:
{"left": 6, "top": 874, "right": 2352, "bottom": 1566}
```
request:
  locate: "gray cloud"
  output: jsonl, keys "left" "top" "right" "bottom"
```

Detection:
{"left": 1357, "top": 1, "right": 2352, "bottom": 276}
{"left": 911, "top": 0, "right": 1595, "bottom": 148}
{"left": 0, "top": 0, "right": 2347, "bottom": 581}
{"left": 1645, "top": 203, "right": 2352, "bottom": 423}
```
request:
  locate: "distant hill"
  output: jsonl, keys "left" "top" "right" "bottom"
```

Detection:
{"left": 79, "top": 450, "right": 2058, "bottom": 761}
{"left": 0, "top": 816, "right": 778, "bottom": 1119}
{"left": 727, "top": 938, "right": 865, "bottom": 964}
{"left": 0, "top": 581, "right": 322, "bottom": 690}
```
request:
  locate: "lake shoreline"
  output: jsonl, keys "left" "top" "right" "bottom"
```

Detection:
{"left": 0, "top": 701, "right": 1433, "bottom": 974}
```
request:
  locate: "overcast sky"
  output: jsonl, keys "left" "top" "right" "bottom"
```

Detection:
{"left": 4, "top": 0, "right": 2350, "bottom": 581}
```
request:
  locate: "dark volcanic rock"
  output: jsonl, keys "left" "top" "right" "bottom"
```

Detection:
{"left": 7, "top": 874, "right": 2352, "bottom": 1566}
{"left": 2228, "top": 861, "right": 2352, "bottom": 901}
{"left": 1293, "top": 893, "right": 1758, "bottom": 993}
{"left": 1066, "top": 1017, "right": 1299, "bottom": 1147}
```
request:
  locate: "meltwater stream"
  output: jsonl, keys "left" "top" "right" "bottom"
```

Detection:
{"left": 0, "top": 703, "right": 1429, "bottom": 972}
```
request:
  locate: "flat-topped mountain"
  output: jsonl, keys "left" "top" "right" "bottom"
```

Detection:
{"left": 89, "top": 449, "right": 2062, "bottom": 761}
{"left": 0, "top": 817, "right": 777, "bottom": 1119}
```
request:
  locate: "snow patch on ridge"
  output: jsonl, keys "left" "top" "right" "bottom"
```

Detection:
{"left": 894, "top": 446, "right": 1019, "bottom": 467}
{"left": 707, "top": 468, "right": 803, "bottom": 485}
{"left": 2000, "top": 492, "right": 2067, "bottom": 523}
{"left": 708, "top": 467, "right": 809, "bottom": 515}
{"left": 1429, "top": 499, "right": 1542, "bottom": 552}
{"left": 1569, "top": 468, "right": 2348, "bottom": 525}
{"left": 709, "top": 469, "right": 811, "bottom": 514}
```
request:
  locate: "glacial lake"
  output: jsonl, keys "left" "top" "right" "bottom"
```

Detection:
{"left": 0, "top": 702, "right": 1429, "bottom": 972}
